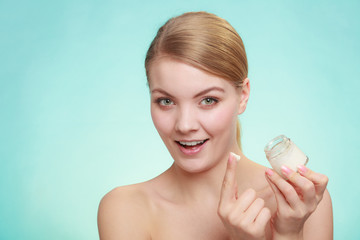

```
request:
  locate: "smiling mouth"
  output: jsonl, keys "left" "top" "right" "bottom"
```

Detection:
{"left": 176, "top": 139, "right": 209, "bottom": 149}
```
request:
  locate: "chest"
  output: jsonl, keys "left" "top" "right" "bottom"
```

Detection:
{"left": 151, "top": 203, "right": 230, "bottom": 240}
{"left": 149, "top": 192, "right": 277, "bottom": 240}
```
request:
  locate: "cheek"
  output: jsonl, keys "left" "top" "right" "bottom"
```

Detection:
{"left": 201, "top": 104, "right": 238, "bottom": 136}
{"left": 151, "top": 106, "right": 174, "bottom": 136}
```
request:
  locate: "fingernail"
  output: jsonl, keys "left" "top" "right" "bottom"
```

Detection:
{"left": 230, "top": 152, "right": 241, "bottom": 162}
{"left": 265, "top": 168, "right": 274, "bottom": 176}
{"left": 297, "top": 165, "right": 308, "bottom": 175}
{"left": 281, "top": 166, "right": 292, "bottom": 176}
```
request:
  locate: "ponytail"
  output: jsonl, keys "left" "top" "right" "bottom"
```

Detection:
{"left": 236, "top": 119, "right": 242, "bottom": 151}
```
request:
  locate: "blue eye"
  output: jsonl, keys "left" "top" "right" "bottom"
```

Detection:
{"left": 201, "top": 97, "right": 218, "bottom": 105}
{"left": 158, "top": 98, "right": 174, "bottom": 106}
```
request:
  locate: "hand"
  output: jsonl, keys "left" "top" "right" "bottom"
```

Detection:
{"left": 265, "top": 165, "right": 329, "bottom": 239}
{"left": 218, "top": 153, "right": 271, "bottom": 240}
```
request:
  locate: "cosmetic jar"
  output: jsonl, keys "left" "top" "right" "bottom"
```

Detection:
{"left": 264, "top": 135, "right": 308, "bottom": 177}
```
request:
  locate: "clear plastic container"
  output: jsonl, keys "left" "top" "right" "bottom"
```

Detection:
{"left": 264, "top": 135, "right": 308, "bottom": 177}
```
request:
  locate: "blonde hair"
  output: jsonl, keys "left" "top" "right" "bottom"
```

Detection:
{"left": 145, "top": 11, "right": 248, "bottom": 150}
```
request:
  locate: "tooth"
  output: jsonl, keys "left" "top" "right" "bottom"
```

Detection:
{"left": 180, "top": 140, "right": 204, "bottom": 146}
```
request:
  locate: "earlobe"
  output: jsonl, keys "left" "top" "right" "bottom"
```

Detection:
{"left": 237, "top": 78, "right": 250, "bottom": 115}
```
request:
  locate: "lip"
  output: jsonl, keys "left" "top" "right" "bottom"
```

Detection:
{"left": 175, "top": 139, "right": 208, "bottom": 156}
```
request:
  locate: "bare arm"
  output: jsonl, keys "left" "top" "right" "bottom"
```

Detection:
{"left": 97, "top": 187, "right": 151, "bottom": 240}
{"left": 303, "top": 189, "right": 333, "bottom": 239}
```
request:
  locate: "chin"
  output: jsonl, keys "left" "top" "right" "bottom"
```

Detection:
{"left": 170, "top": 154, "right": 218, "bottom": 174}
{"left": 176, "top": 161, "right": 212, "bottom": 174}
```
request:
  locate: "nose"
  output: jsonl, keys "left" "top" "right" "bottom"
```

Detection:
{"left": 175, "top": 106, "right": 199, "bottom": 134}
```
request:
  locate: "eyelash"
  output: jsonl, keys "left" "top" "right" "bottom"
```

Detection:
{"left": 156, "top": 98, "right": 174, "bottom": 106}
{"left": 154, "top": 96, "right": 219, "bottom": 108}
{"left": 200, "top": 97, "right": 219, "bottom": 106}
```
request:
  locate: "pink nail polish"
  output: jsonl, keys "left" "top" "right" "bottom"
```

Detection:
{"left": 281, "top": 166, "right": 292, "bottom": 176}
{"left": 297, "top": 165, "right": 307, "bottom": 175}
{"left": 265, "top": 168, "right": 274, "bottom": 176}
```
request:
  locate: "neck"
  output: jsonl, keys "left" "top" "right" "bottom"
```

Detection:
{"left": 167, "top": 147, "right": 243, "bottom": 205}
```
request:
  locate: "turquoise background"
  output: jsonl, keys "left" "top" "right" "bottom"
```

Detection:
{"left": 1, "top": 0, "right": 359, "bottom": 239}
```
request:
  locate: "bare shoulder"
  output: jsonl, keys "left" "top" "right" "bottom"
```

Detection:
{"left": 97, "top": 183, "right": 153, "bottom": 240}
{"left": 303, "top": 189, "right": 333, "bottom": 239}
{"left": 240, "top": 158, "right": 271, "bottom": 190}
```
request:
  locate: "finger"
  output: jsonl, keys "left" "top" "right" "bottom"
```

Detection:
{"left": 280, "top": 166, "right": 316, "bottom": 205}
{"left": 242, "top": 198, "right": 265, "bottom": 224}
{"left": 297, "top": 165, "right": 329, "bottom": 200}
{"left": 220, "top": 152, "right": 240, "bottom": 203}
{"left": 234, "top": 188, "right": 257, "bottom": 213}
{"left": 265, "top": 169, "right": 288, "bottom": 207}
{"left": 265, "top": 168, "right": 300, "bottom": 209}
{"left": 254, "top": 207, "right": 271, "bottom": 230}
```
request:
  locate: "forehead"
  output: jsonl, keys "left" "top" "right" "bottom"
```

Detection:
{"left": 148, "top": 58, "right": 234, "bottom": 94}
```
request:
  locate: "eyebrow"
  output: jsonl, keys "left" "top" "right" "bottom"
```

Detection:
{"left": 151, "top": 86, "right": 225, "bottom": 98}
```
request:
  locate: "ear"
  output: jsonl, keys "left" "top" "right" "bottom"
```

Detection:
{"left": 237, "top": 78, "right": 250, "bottom": 115}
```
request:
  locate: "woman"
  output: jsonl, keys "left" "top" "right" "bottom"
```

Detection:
{"left": 98, "top": 12, "right": 333, "bottom": 240}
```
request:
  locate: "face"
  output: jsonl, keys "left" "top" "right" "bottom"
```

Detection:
{"left": 149, "top": 58, "right": 249, "bottom": 173}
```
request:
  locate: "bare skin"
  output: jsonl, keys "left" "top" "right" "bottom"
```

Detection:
{"left": 98, "top": 59, "right": 333, "bottom": 239}
{"left": 97, "top": 153, "right": 332, "bottom": 239}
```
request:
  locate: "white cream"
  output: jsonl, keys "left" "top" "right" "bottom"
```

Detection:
{"left": 230, "top": 152, "right": 241, "bottom": 162}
